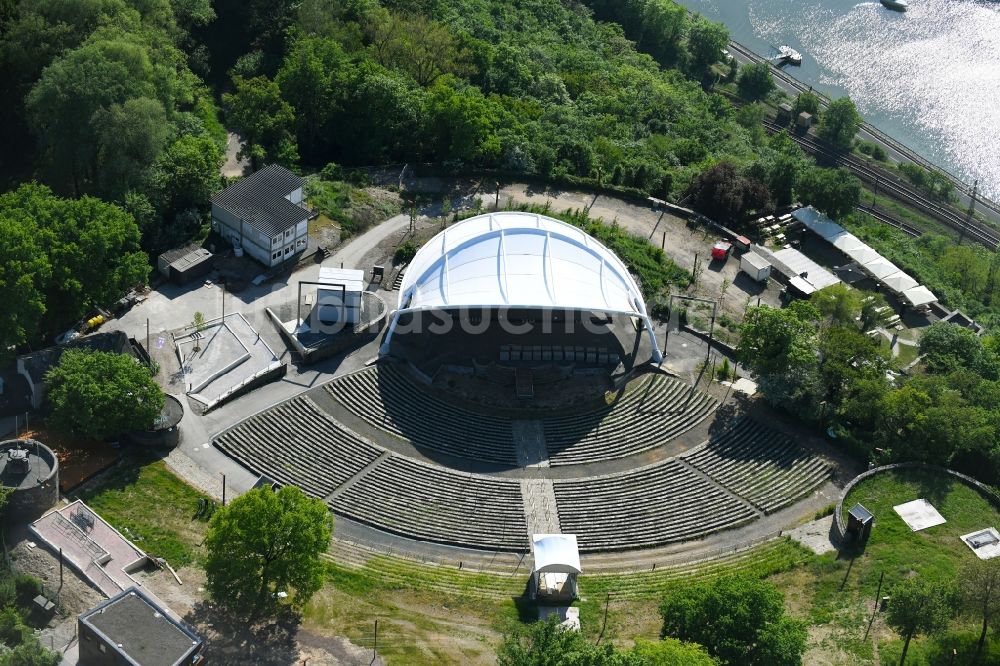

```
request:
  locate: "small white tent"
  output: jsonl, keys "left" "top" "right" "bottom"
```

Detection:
{"left": 903, "top": 285, "right": 938, "bottom": 308}
{"left": 531, "top": 534, "right": 581, "bottom": 601}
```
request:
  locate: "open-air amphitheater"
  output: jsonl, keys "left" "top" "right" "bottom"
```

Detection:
{"left": 212, "top": 212, "right": 842, "bottom": 565}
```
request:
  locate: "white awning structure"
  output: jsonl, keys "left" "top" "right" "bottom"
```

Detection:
{"left": 903, "top": 285, "right": 938, "bottom": 307}
{"left": 380, "top": 212, "right": 662, "bottom": 360}
{"left": 830, "top": 232, "right": 866, "bottom": 253}
{"left": 844, "top": 244, "right": 882, "bottom": 266}
{"left": 863, "top": 257, "right": 902, "bottom": 280}
{"left": 772, "top": 248, "right": 840, "bottom": 290}
{"left": 882, "top": 272, "right": 920, "bottom": 294}
{"left": 531, "top": 534, "right": 581, "bottom": 575}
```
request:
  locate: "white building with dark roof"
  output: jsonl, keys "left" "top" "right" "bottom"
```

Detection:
{"left": 211, "top": 164, "right": 311, "bottom": 267}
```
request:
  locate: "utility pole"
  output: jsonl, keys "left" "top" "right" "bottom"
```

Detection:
{"left": 872, "top": 177, "right": 879, "bottom": 208}
{"left": 959, "top": 179, "right": 978, "bottom": 246}
{"left": 221, "top": 281, "right": 225, "bottom": 321}
{"left": 221, "top": 473, "right": 226, "bottom": 506}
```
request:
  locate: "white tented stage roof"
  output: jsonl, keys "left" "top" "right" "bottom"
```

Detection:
{"left": 531, "top": 534, "right": 582, "bottom": 574}
{"left": 398, "top": 212, "right": 646, "bottom": 315}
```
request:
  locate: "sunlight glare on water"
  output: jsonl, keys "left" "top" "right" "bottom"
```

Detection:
{"left": 676, "top": 0, "right": 1000, "bottom": 199}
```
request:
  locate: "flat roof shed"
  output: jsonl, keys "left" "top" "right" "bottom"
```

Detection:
{"left": 78, "top": 586, "right": 203, "bottom": 666}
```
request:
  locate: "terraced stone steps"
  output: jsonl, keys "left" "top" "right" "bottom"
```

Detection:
{"left": 213, "top": 396, "right": 382, "bottom": 498}
{"left": 543, "top": 375, "right": 717, "bottom": 465}
{"left": 331, "top": 455, "right": 529, "bottom": 552}
{"left": 684, "top": 418, "right": 832, "bottom": 514}
{"left": 328, "top": 365, "right": 518, "bottom": 465}
{"left": 553, "top": 459, "right": 758, "bottom": 552}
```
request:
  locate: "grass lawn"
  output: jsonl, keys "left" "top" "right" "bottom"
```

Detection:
{"left": 303, "top": 538, "right": 813, "bottom": 666}
{"left": 895, "top": 341, "right": 920, "bottom": 367}
{"left": 80, "top": 456, "right": 212, "bottom": 567}
{"left": 769, "top": 467, "right": 1000, "bottom": 664}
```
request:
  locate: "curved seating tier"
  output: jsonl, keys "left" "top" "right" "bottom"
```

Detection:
{"left": 553, "top": 460, "right": 757, "bottom": 552}
{"left": 683, "top": 418, "right": 831, "bottom": 514}
{"left": 543, "top": 375, "right": 717, "bottom": 466}
{"left": 213, "top": 396, "right": 382, "bottom": 498}
{"left": 332, "top": 456, "right": 528, "bottom": 551}
{"left": 328, "top": 365, "right": 518, "bottom": 466}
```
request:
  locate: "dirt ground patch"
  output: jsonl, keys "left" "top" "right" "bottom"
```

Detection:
{"left": 18, "top": 424, "right": 119, "bottom": 492}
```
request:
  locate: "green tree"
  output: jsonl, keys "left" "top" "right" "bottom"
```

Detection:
{"left": 147, "top": 135, "right": 222, "bottom": 214}
{"left": 796, "top": 166, "right": 861, "bottom": 220}
{"left": 0, "top": 183, "right": 148, "bottom": 334}
{"left": 737, "top": 62, "right": 774, "bottom": 101}
{"left": 659, "top": 575, "right": 806, "bottom": 665}
{"left": 886, "top": 578, "right": 954, "bottom": 665}
{"left": 367, "top": 12, "right": 470, "bottom": 87}
{"left": 276, "top": 36, "right": 344, "bottom": 159}
{"left": 686, "top": 16, "right": 728, "bottom": 77}
{"left": 204, "top": 486, "right": 333, "bottom": 619}
{"left": 45, "top": 349, "right": 164, "bottom": 439}
{"left": 737, "top": 303, "right": 822, "bottom": 419}
{"left": 811, "top": 283, "right": 863, "bottom": 328}
{"left": 818, "top": 97, "right": 861, "bottom": 151}
{"left": 0, "top": 208, "right": 49, "bottom": 362}
{"left": 920, "top": 322, "right": 1000, "bottom": 379}
{"left": 497, "top": 616, "right": 640, "bottom": 666}
{"left": 630, "top": 638, "right": 717, "bottom": 665}
{"left": 223, "top": 76, "right": 298, "bottom": 169}
{"left": 792, "top": 91, "right": 820, "bottom": 118}
{"left": 959, "top": 558, "right": 1000, "bottom": 661}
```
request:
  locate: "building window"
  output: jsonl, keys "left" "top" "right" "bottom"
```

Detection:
{"left": 285, "top": 229, "right": 292, "bottom": 238}
{"left": 284, "top": 245, "right": 292, "bottom": 254}
{"left": 297, "top": 238, "right": 307, "bottom": 249}
{"left": 272, "top": 251, "right": 280, "bottom": 260}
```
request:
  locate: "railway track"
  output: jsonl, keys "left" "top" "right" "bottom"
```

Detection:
{"left": 763, "top": 119, "right": 1000, "bottom": 249}
{"left": 729, "top": 39, "right": 1000, "bottom": 217}
{"left": 854, "top": 205, "right": 921, "bottom": 238}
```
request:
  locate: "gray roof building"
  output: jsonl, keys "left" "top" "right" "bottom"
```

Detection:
{"left": 211, "top": 164, "right": 312, "bottom": 267}
{"left": 211, "top": 164, "right": 310, "bottom": 238}
{"left": 78, "top": 586, "right": 204, "bottom": 666}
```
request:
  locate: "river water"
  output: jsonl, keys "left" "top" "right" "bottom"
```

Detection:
{"left": 673, "top": 0, "right": 1000, "bottom": 199}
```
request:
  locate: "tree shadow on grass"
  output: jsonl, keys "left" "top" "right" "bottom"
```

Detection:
{"left": 185, "top": 600, "right": 303, "bottom": 666}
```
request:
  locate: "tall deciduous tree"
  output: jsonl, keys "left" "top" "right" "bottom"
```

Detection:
{"left": 0, "top": 183, "right": 148, "bottom": 334}
{"left": 737, "top": 62, "right": 774, "bottom": 101}
{"left": 223, "top": 76, "right": 298, "bottom": 169}
{"left": 659, "top": 574, "right": 806, "bottom": 666}
{"left": 497, "top": 616, "right": 640, "bottom": 666}
{"left": 45, "top": 349, "right": 164, "bottom": 439}
{"left": 204, "top": 486, "right": 333, "bottom": 619}
{"left": 818, "top": 97, "right": 861, "bottom": 151}
{"left": 796, "top": 166, "right": 861, "bottom": 220}
{"left": 885, "top": 578, "right": 954, "bottom": 665}
{"left": 0, "top": 210, "right": 49, "bottom": 362}
{"left": 960, "top": 558, "right": 1000, "bottom": 661}
{"left": 737, "top": 302, "right": 822, "bottom": 419}
{"left": 686, "top": 16, "right": 728, "bottom": 77}
{"left": 276, "top": 36, "right": 344, "bottom": 159}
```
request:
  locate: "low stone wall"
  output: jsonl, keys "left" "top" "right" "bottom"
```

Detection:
{"left": 833, "top": 462, "right": 1000, "bottom": 542}
{"left": 268, "top": 290, "right": 389, "bottom": 364}
{"left": 123, "top": 394, "right": 184, "bottom": 449}
{"left": 1, "top": 439, "right": 59, "bottom": 518}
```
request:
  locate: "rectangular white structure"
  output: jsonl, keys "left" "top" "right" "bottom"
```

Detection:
{"left": 961, "top": 528, "right": 1000, "bottom": 560}
{"left": 740, "top": 252, "right": 772, "bottom": 283}
{"left": 316, "top": 267, "right": 364, "bottom": 324}
{"left": 894, "top": 499, "right": 947, "bottom": 531}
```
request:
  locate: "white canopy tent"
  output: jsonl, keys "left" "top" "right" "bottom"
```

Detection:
{"left": 882, "top": 272, "right": 920, "bottom": 294}
{"left": 530, "top": 534, "right": 581, "bottom": 601}
{"left": 903, "top": 285, "right": 938, "bottom": 308}
{"left": 830, "top": 232, "right": 866, "bottom": 253}
{"left": 380, "top": 212, "right": 662, "bottom": 361}
{"left": 863, "top": 257, "right": 903, "bottom": 280}
{"left": 843, "top": 244, "right": 883, "bottom": 266}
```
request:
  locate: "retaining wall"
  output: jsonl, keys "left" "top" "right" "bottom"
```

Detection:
{"left": 833, "top": 462, "right": 1000, "bottom": 542}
